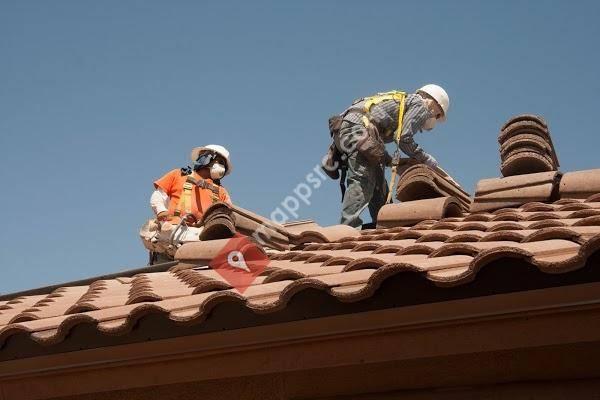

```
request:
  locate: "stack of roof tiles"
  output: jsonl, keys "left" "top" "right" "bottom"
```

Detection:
{"left": 395, "top": 162, "right": 471, "bottom": 211}
{"left": 471, "top": 113, "right": 573, "bottom": 213}
{"left": 499, "top": 114, "right": 559, "bottom": 177}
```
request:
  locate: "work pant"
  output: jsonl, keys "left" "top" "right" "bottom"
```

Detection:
{"left": 336, "top": 122, "right": 389, "bottom": 228}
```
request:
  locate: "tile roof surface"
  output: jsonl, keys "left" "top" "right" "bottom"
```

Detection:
{"left": 2, "top": 114, "right": 600, "bottom": 359}
{"left": 3, "top": 188, "right": 600, "bottom": 353}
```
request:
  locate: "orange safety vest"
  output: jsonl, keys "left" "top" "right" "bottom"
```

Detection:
{"left": 154, "top": 169, "right": 231, "bottom": 223}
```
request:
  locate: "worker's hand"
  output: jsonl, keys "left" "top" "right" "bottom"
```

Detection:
{"left": 156, "top": 211, "right": 169, "bottom": 221}
{"left": 426, "top": 156, "right": 439, "bottom": 170}
{"left": 184, "top": 214, "right": 198, "bottom": 226}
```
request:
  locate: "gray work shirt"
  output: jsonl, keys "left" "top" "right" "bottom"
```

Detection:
{"left": 342, "top": 93, "right": 438, "bottom": 168}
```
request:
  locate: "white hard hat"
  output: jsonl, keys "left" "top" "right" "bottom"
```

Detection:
{"left": 417, "top": 84, "right": 450, "bottom": 122}
{"left": 190, "top": 144, "right": 233, "bottom": 176}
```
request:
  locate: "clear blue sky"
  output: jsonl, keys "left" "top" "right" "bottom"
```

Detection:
{"left": 1, "top": 0, "right": 599, "bottom": 293}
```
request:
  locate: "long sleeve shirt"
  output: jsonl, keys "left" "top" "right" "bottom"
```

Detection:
{"left": 342, "top": 93, "right": 438, "bottom": 168}
{"left": 150, "top": 188, "right": 169, "bottom": 215}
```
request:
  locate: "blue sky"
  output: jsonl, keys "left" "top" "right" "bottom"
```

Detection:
{"left": 1, "top": 0, "right": 599, "bottom": 293}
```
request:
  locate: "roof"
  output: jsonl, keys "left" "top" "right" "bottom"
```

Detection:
{"left": 3, "top": 187, "right": 600, "bottom": 359}
{"left": 2, "top": 114, "right": 600, "bottom": 362}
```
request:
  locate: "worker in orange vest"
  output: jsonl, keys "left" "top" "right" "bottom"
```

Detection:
{"left": 141, "top": 145, "right": 233, "bottom": 264}
{"left": 151, "top": 144, "right": 233, "bottom": 225}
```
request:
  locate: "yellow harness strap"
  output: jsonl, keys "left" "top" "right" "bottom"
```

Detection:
{"left": 210, "top": 190, "right": 220, "bottom": 204}
{"left": 363, "top": 91, "right": 406, "bottom": 114}
{"left": 194, "top": 177, "right": 221, "bottom": 204}
{"left": 174, "top": 181, "right": 194, "bottom": 217}
{"left": 358, "top": 91, "right": 407, "bottom": 203}
{"left": 386, "top": 93, "right": 407, "bottom": 204}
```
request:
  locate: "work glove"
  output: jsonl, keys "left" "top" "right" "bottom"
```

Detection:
{"left": 425, "top": 154, "right": 439, "bottom": 169}
{"left": 183, "top": 214, "right": 198, "bottom": 226}
{"left": 156, "top": 211, "right": 169, "bottom": 221}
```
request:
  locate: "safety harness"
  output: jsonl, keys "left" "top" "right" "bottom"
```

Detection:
{"left": 173, "top": 174, "right": 221, "bottom": 218}
{"left": 356, "top": 91, "right": 407, "bottom": 204}
{"left": 325, "top": 91, "right": 408, "bottom": 203}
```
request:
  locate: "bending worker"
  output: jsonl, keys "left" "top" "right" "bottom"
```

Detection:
{"left": 333, "top": 84, "right": 452, "bottom": 228}
{"left": 142, "top": 144, "right": 233, "bottom": 264}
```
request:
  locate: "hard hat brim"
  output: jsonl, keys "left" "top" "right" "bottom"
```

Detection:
{"left": 190, "top": 147, "right": 211, "bottom": 162}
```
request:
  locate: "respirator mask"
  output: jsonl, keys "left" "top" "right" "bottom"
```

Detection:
{"left": 210, "top": 163, "right": 226, "bottom": 179}
{"left": 422, "top": 117, "right": 437, "bottom": 131}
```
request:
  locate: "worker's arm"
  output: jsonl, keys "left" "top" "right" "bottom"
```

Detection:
{"left": 398, "top": 133, "right": 438, "bottom": 169}
{"left": 150, "top": 188, "right": 169, "bottom": 218}
{"left": 397, "top": 95, "right": 438, "bottom": 168}
{"left": 152, "top": 169, "right": 179, "bottom": 220}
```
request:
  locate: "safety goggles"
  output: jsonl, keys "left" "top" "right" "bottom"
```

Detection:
{"left": 195, "top": 152, "right": 226, "bottom": 168}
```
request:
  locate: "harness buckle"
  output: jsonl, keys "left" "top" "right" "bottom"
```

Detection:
{"left": 391, "top": 149, "right": 401, "bottom": 166}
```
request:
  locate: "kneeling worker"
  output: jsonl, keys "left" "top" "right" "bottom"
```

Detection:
{"left": 151, "top": 144, "right": 232, "bottom": 223}
{"left": 142, "top": 144, "right": 233, "bottom": 263}
{"left": 331, "top": 84, "right": 452, "bottom": 228}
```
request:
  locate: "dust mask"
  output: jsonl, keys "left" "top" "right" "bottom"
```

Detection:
{"left": 210, "top": 163, "right": 226, "bottom": 179}
{"left": 423, "top": 117, "right": 437, "bottom": 131}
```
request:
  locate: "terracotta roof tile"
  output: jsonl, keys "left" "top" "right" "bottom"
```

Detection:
{"left": 501, "top": 151, "right": 555, "bottom": 177}
{"left": 499, "top": 119, "right": 551, "bottom": 143}
{"left": 377, "top": 197, "right": 463, "bottom": 228}
{"left": 126, "top": 272, "right": 195, "bottom": 304}
{"left": 175, "top": 238, "right": 243, "bottom": 263}
{"left": 470, "top": 171, "right": 560, "bottom": 213}
{"left": 559, "top": 169, "right": 600, "bottom": 200}
{"left": 500, "top": 134, "right": 551, "bottom": 158}
{"left": 7, "top": 286, "right": 89, "bottom": 324}
{"left": 500, "top": 113, "right": 548, "bottom": 131}
{"left": 66, "top": 279, "right": 131, "bottom": 313}
{"left": 287, "top": 224, "right": 361, "bottom": 244}
{"left": 231, "top": 205, "right": 290, "bottom": 250}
